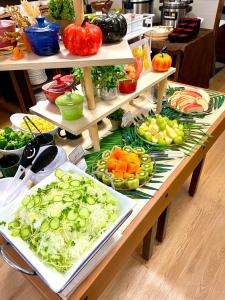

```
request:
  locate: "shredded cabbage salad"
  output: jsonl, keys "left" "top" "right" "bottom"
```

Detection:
{"left": 8, "top": 169, "right": 119, "bottom": 273}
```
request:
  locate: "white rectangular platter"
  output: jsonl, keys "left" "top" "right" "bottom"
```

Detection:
{"left": 0, "top": 162, "right": 135, "bottom": 293}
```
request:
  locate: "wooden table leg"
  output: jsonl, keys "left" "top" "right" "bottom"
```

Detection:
{"left": 83, "top": 67, "right": 96, "bottom": 110}
{"left": 9, "top": 70, "right": 37, "bottom": 113}
{"left": 9, "top": 71, "right": 28, "bottom": 113}
{"left": 142, "top": 223, "right": 157, "bottom": 261}
{"left": 156, "top": 78, "right": 168, "bottom": 114}
{"left": 88, "top": 124, "right": 100, "bottom": 151}
{"left": 189, "top": 158, "right": 206, "bottom": 196}
{"left": 156, "top": 205, "right": 171, "bottom": 242}
{"left": 174, "top": 51, "right": 182, "bottom": 82}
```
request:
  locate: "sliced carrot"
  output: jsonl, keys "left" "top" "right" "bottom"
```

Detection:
{"left": 127, "top": 163, "right": 139, "bottom": 174}
{"left": 115, "top": 161, "right": 128, "bottom": 173}
{"left": 124, "top": 172, "right": 134, "bottom": 179}
{"left": 107, "top": 158, "right": 117, "bottom": 171}
{"left": 112, "top": 170, "right": 124, "bottom": 179}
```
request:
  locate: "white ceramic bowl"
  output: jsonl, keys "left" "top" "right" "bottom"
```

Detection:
{"left": 10, "top": 113, "right": 58, "bottom": 136}
{"left": 0, "top": 146, "right": 25, "bottom": 156}
{"left": 0, "top": 7, "right": 6, "bottom": 15}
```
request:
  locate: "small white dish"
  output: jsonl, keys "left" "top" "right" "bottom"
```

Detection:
{"left": 0, "top": 7, "right": 6, "bottom": 15}
{"left": 10, "top": 113, "right": 58, "bottom": 136}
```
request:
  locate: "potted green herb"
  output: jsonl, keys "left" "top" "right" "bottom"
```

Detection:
{"left": 107, "top": 108, "right": 125, "bottom": 129}
{"left": 72, "top": 67, "right": 99, "bottom": 96}
{"left": 48, "top": 0, "right": 75, "bottom": 33}
{"left": 95, "top": 65, "right": 126, "bottom": 101}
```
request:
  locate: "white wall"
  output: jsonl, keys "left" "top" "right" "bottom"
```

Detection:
{"left": 112, "top": 0, "right": 122, "bottom": 8}
{"left": 187, "top": 0, "right": 220, "bottom": 29}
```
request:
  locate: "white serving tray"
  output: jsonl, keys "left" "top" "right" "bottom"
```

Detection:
{"left": 0, "top": 162, "right": 136, "bottom": 293}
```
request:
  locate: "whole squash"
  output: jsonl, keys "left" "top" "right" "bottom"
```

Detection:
{"left": 63, "top": 18, "right": 102, "bottom": 56}
{"left": 92, "top": 12, "right": 127, "bottom": 43}
{"left": 152, "top": 52, "right": 172, "bottom": 72}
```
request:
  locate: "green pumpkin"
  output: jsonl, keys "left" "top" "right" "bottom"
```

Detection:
{"left": 92, "top": 12, "right": 127, "bottom": 43}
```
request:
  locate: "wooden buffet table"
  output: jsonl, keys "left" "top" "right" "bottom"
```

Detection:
{"left": 1, "top": 83, "right": 225, "bottom": 300}
{"left": 151, "top": 29, "right": 215, "bottom": 88}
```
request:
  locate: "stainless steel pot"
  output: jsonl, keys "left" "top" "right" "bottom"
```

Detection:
{"left": 122, "top": 0, "right": 153, "bottom": 14}
{"left": 159, "top": 0, "right": 193, "bottom": 27}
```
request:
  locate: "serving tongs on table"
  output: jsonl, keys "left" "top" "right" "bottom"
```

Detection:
{"left": 2, "top": 145, "right": 58, "bottom": 206}
{"left": 23, "top": 115, "right": 49, "bottom": 142}
{"left": 178, "top": 117, "right": 210, "bottom": 125}
{"left": 150, "top": 151, "right": 185, "bottom": 159}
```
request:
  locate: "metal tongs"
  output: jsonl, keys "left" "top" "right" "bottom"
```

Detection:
{"left": 2, "top": 145, "right": 58, "bottom": 206}
{"left": 150, "top": 150, "right": 185, "bottom": 159}
{"left": 23, "top": 116, "right": 49, "bottom": 142}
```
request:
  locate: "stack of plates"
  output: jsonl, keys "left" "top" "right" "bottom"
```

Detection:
{"left": 35, "top": 91, "right": 47, "bottom": 102}
{"left": 27, "top": 69, "right": 48, "bottom": 85}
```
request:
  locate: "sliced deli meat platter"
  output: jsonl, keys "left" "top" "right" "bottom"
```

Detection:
{"left": 168, "top": 87, "right": 212, "bottom": 115}
{"left": 0, "top": 162, "right": 135, "bottom": 293}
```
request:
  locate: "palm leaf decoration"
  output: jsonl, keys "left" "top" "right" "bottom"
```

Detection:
{"left": 85, "top": 86, "right": 224, "bottom": 199}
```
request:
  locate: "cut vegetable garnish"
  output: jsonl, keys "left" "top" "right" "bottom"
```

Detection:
{"left": 8, "top": 169, "right": 119, "bottom": 273}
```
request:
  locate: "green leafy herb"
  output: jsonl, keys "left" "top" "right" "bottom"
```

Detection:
{"left": 0, "top": 128, "right": 32, "bottom": 150}
{"left": 49, "top": 0, "right": 75, "bottom": 21}
{"left": 107, "top": 108, "right": 125, "bottom": 121}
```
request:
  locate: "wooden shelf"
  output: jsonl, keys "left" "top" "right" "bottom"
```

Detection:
{"left": 0, "top": 40, "right": 133, "bottom": 71}
{"left": 30, "top": 68, "right": 175, "bottom": 135}
{"left": 125, "top": 27, "right": 152, "bottom": 40}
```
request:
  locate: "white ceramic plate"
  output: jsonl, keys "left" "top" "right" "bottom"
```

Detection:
{"left": 0, "top": 162, "right": 135, "bottom": 293}
{"left": 10, "top": 113, "right": 58, "bottom": 136}
{"left": 168, "top": 87, "right": 212, "bottom": 116}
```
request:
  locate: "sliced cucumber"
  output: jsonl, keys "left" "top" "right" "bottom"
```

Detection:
{"left": 58, "top": 182, "right": 69, "bottom": 189}
{"left": 72, "top": 191, "right": 82, "bottom": 199}
{"left": 50, "top": 218, "right": 60, "bottom": 230}
{"left": 20, "top": 227, "right": 31, "bottom": 240}
{"left": 40, "top": 220, "right": 49, "bottom": 232}
{"left": 62, "top": 174, "right": 70, "bottom": 182}
{"left": 70, "top": 180, "right": 80, "bottom": 187}
{"left": 8, "top": 220, "right": 20, "bottom": 230}
{"left": 22, "top": 195, "right": 30, "bottom": 206}
{"left": 26, "top": 199, "right": 35, "bottom": 209}
{"left": 54, "top": 195, "right": 62, "bottom": 202}
{"left": 67, "top": 210, "right": 77, "bottom": 221}
{"left": 63, "top": 196, "right": 73, "bottom": 202}
{"left": 86, "top": 197, "right": 95, "bottom": 205}
{"left": 79, "top": 207, "right": 90, "bottom": 219}
{"left": 34, "top": 196, "right": 41, "bottom": 206}
{"left": 50, "top": 208, "right": 62, "bottom": 218}
{"left": 76, "top": 217, "right": 85, "bottom": 228}
{"left": 55, "top": 169, "right": 63, "bottom": 178}
{"left": 11, "top": 228, "right": 21, "bottom": 237}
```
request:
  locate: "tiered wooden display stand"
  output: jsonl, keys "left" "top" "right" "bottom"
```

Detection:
{"left": 0, "top": 0, "right": 175, "bottom": 151}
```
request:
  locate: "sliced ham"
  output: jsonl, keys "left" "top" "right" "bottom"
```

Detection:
{"left": 181, "top": 103, "right": 204, "bottom": 113}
